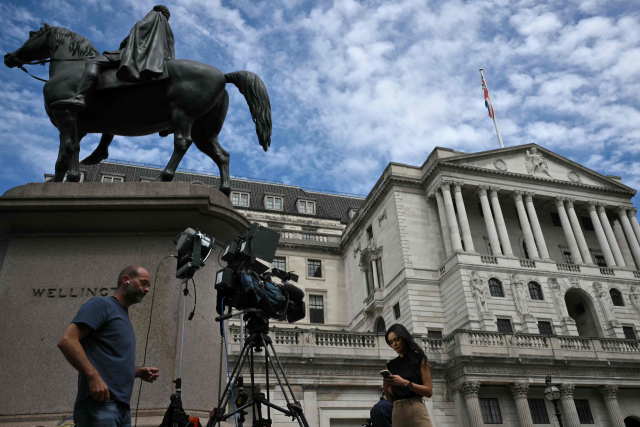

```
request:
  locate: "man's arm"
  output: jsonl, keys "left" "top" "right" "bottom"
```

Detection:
{"left": 135, "top": 366, "right": 160, "bottom": 383}
{"left": 57, "top": 323, "right": 110, "bottom": 401}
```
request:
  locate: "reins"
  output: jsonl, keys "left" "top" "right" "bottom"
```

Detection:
{"left": 16, "top": 58, "right": 89, "bottom": 83}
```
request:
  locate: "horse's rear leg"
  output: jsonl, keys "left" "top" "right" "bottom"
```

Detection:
{"left": 159, "top": 110, "right": 195, "bottom": 181}
{"left": 53, "top": 110, "right": 83, "bottom": 182}
{"left": 81, "top": 133, "right": 114, "bottom": 165}
{"left": 192, "top": 90, "right": 231, "bottom": 196}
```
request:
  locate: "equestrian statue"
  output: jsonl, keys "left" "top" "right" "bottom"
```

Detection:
{"left": 3, "top": 5, "right": 272, "bottom": 196}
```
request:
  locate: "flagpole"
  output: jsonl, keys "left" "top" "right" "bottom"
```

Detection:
{"left": 480, "top": 68, "right": 504, "bottom": 149}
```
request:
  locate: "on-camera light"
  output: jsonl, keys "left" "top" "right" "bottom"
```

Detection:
{"left": 174, "top": 228, "right": 215, "bottom": 279}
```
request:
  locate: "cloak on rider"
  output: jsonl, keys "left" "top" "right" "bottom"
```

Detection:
{"left": 110, "top": 5, "right": 175, "bottom": 82}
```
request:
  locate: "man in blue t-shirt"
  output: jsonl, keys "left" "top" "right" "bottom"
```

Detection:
{"left": 370, "top": 387, "right": 393, "bottom": 427}
{"left": 58, "top": 265, "right": 160, "bottom": 427}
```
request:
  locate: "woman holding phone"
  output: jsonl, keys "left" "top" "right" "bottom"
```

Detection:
{"left": 382, "top": 324, "right": 433, "bottom": 427}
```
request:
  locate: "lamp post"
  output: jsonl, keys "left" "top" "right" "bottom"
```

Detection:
{"left": 544, "top": 375, "right": 563, "bottom": 427}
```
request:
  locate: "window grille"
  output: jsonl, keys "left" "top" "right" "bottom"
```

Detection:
{"left": 623, "top": 326, "right": 637, "bottom": 340}
{"left": 393, "top": 303, "right": 401, "bottom": 320}
{"left": 527, "top": 399, "right": 550, "bottom": 424}
{"left": 427, "top": 330, "right": 443, "bottom": 339}
{"left": 479, "top": 398, "right": 502, "bottom": 424}
{"left": 610, "top": 289, "right": 624, "bottom": 307}
{"left": 563, "top": 252, "right": 574, "bottom": 264}
{"left": 309, "top": 295, "right": 324, "bottom": 324}
{"left": 538, "top": 321, "right": 553, "bottom": 335}
{"left": 497, "top": 319, "right": 513, "bottom": 333}
{"left": 272, "top": 256, "right": 286, "bottom": 272}
{"left": 307, "top": 259, "right": 322, "bottom": 278}
{"left": 574, "top": 400, "right": 594, "bottom": 424}
{"left": 528, "top": 282, "right": 543, "bottom": 300}
{"left": 489, "top": 279, "right": 504, "bottom": 297}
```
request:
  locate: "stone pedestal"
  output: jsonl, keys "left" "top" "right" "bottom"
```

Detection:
{"left": 522, "top": 314, "right": 539, "bottom": 334}
{"left": 0, "top": 183, "right": 250, "bottom": 425}
{"left": 479, "top": 311, "right": 497, "bottom": 331}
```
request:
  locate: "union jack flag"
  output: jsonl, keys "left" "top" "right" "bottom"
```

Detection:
{"left": 482, "top": 76, "right": 494, "bottom": 118}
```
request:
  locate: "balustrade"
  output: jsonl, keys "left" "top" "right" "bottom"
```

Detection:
{"left": 558, "top": 337, "right": 592, "bottom": 350}
{"left": 600, "top": 267, "right": 615, "bottom": 276}
{"left": 275, "top": 329, "right": 300, "bottom": 345}
{"left": 468, "top": 332, "right": 504, "bottom": 346}
{"left": 481, "top": 255, "right": 498, "bottom": 264}
{"left": 510, "top": 335, "right": 548, "bottom": 348}
{"left": 634, "top": 271, "right": 640, "bottom": 278}
{"left": 315, "top": 331, "right": 377, "bottom": 348}
{"left": 600, "top": 338, "right": 640, "bottom": 353}
{"left": 421, "top": 338, "right": 445, "bottom": 353}
{"left": 519, "top": 259, "right": 536, "bottom": 268}
{"left": 556, "top": 263, "right": 581, "bottom": 272}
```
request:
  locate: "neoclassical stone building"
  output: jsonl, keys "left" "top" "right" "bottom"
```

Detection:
{"left": 6, "top": 143, "right": 640, "bottom": 427}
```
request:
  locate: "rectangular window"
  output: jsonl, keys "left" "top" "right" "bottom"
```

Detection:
{"left": 623, "top": 326, "right": 637, "bottom": 340}
{"left": 497, "top": 319, "right": 513, "bottom": 333}
{"left": 367, "top": 225, "right": 373, "bottom": 241}
{"left": 563, "top": 252, "right": 574, "bottom": 264}
{"left": 299, "top": 200, "right": 315, "bottom": 214}
{"left": 102, "top": 175, "right": 124, "bottom": 182}
{"left": 375, "top": 258, "right": 384, "bottom": 288}
{"left": 551, "top": 212, "right": 562, "bottom": 227}
{"left": 272, "top": 256, "right": 286, "bottom": 272}
{"left": 479, "top": 398, "right": 503, "bottom": 424}
{"left": 538, "top": 321, "right": 553, "bottom": 335}
{"left": 575, "top": 400, "right": 594, "bottom": 424}
{"left": 267, "top": 197, "right": 274, "bottom": 210}
{"left": 275, "top": 197, "right": 282, "bottom": 210}
{"left": 427, "top": 330, "right": 443, "bottom": 339}
{"left": 265, "top": 196, "right": 283, "bottom": 210}
{"left": 528, "top": 399, "right": 550, "bottom": 424}
{"left": 309, "top": 295, "right": 324, "bottom": 324}
{"left": 307, "top": 259, "right": 322, "bottom": 278}
{"left": 594, "top": 255, "right": 607, "bottom": 267}
{"left": 393, "top": 303, "right": 401, "bottom": 320}
{"left": 231, "top": 192, "right": 250, "bottom": 207}
{"left": 582, "top": 216, "right": 595, "bottom": 231}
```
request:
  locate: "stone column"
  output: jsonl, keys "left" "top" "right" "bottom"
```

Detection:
{"left": 512, "top": 191, "right": 539, "bottom": 259}
{"left": 524, "top": 192, "right": 551, "bottom": 260}
{"left": 613, "top": 218, "right": 636, "bottom": 268}
{"left": 618, "top": 206, "right": 640, "bottom": 269}
{"left": 566, "top": 199, "right": 593, "bottom": 264}
{"left": 598, "top": 385, "right": 625, "bottom": 427}
{"left": 459, "top": 381, "right": 484, "bottom": 427}
{"left": 628, "top": 207, "right": 640, "bottom": 244}
{"left": 440, "top": 182, "right": 463, "bottom": 253}
{"left": 559, "top": 384, "right": 581, "bottom": 427}
{"left": 303, "top": 384, "right": 320, "bottom": 427}
{"left": 587, "top": 202, "right": 616, "bottom": 267}
{"left": 555, "top": 197, "right": 584, "bottom": 264}
{"left": 371, "top": 257, "right": 380, "bottom": 289}
{"left": 598, "top": 204, "right": 626, "bottom": 267}
{"left": 453, "top": 182, "right": 476, "bottom": 253}
{"left": 509, "top": 382, "right": 534, "bottom": 427}
{"left": 489, "top": 187, "right": 514, "bottom": 257}
{"left": 478, "top": 186, "right": 503, "bottom": 256}
{"left": 434, "top": 192, "right": 453, "bottom": 257}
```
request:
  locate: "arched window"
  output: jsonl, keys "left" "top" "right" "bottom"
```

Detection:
{"left": 610, "top": 289, "right": 624, "bottom": 307}
{"left": 528, "top": 282, "right": 543, "bottom": 300}
{"left": 489, "top": 278, "right": 504, "bottom": 297}
{"left": 375, "top": 317, "right": 386, "bottom": 333}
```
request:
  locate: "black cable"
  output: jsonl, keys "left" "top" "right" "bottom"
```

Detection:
{"left": 134, "top": 254, "right": 177, "bottom": 427}
{"left": 188, "top": 277, "right": 197, "bottom": 321}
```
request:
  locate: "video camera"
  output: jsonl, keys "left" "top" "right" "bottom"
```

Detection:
{"left": 214, "top": 223, "right": 306, "bottom": 323}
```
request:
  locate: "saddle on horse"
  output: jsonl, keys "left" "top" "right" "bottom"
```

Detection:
{"left": 51, "top": 5, "right": 174, "bottom": 112}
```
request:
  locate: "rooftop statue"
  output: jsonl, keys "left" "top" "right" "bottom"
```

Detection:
{"left": 4, "top": 5, "right": 271, "bottom": 196}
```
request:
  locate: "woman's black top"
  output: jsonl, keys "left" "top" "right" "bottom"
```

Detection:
{"left": 387, "top": 350, "right": 426, "bottom": 400}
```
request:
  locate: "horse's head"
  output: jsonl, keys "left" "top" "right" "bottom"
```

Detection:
{"left": 4, "top": 23, "right": 53, "bottom": 69}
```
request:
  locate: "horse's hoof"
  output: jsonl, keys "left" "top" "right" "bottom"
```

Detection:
{"left": 81, "top": 151, "right": 108, "bottom": 165}
{"left": 159, "top": 171, "right": 174, "bottom": 182}
{"left": 219, "top": 186, "right": 231, "bottom": 198}
{"left": 66, "top": 173, "right": 81, "bottom": 182}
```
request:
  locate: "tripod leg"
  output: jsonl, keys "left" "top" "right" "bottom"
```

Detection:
{"left": 261, "top": 336, "right": 310, "bottom": 427}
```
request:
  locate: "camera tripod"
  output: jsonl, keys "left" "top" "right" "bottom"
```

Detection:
{"left": 207, "top": 311, "right": 309, "bottom": 427}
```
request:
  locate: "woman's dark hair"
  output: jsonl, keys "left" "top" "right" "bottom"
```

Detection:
{"left": 385, "top": 323, "right": 426, "bottom": 366}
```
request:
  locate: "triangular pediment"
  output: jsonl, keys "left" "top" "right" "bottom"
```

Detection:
{"left": 440, "top": 144, "right": 633, "bottom": 192}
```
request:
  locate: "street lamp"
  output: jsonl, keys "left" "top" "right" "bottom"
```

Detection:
{"left": 544, "top": 375, "right": 563, "bottom": 427}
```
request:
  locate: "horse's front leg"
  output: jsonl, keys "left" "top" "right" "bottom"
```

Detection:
{"left": 52, "top": 110, "right": 82, "bottom": 182}
{"left": 159, "top": 110, "right": 194, "bottom": 182}
{"left": 53, "top": 142, "right": 67, "bottom": 182}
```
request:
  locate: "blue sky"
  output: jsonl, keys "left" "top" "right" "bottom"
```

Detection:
{"left": 1, "top": 0, "right": 639, "bottom": 200}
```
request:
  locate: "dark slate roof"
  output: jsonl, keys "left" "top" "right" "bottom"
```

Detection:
{"left": 80, "top": 162, "right": 366, "bottom": 224}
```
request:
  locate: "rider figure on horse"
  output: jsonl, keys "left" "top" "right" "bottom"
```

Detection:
{"left": 51, "top": 5, "right": 174, "bottom": 112}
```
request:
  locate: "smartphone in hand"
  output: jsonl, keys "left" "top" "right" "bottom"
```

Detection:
{"left": 380, "top": 369, "right": 391, "bottom": 378}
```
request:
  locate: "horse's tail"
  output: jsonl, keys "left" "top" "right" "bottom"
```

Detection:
{"left": 225, "top": 71, "right": 272, "bottom": 152}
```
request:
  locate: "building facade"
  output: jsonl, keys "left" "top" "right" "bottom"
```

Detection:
{"left": 40, "top": 144, "right": 640, "bottom": 427}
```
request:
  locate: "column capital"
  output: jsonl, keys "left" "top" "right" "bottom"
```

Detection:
{"left": 452, "top": 181, "right": 464, "bottom": 192}
{"left": 476, "top": 185, "right": 488, "bottom": 197}
{"left": 587, "top": 201, "right": 597, "bottom": 212}
{"left": 509, "top": 382, "right": 529, "bottom": 398}
{"left": 524, "top": 192, "right": 535, "bottom": 202}
{"left": 596, "top": 203, "right": 607, "bottom": 214}
{"left": 489, "top": 187, "right": 500, "bottom": 198}
{"left": 565, "top": 198, "right": 575, "bottom": 208}
{"left": 555, "top": 196, "right": 566, "bottom": 208}
{"left": 439, "top": 180, "right": 453, "bottom": 192}
{"left": 511, "top": 190, "right": 524, "bottom": 202}
{"left": 617, "top": 205, "right": 630, "bottom": 214}
{"left": 597, "top": 384, "right": 618, "bottom": 400}
{"left": 559, "top": 383, "right": 575, "bottom": 398}
{"left": 629, "top": 207, "right": 638, "bottom": 216}
{"left": 459, "top": 381, "right": 481, "bottom": 397}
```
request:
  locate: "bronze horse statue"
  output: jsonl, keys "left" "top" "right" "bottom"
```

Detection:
{"left": 4, "top": 23, "right": 272, "bottom": 196}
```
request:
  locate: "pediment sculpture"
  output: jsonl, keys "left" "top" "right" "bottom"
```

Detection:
{"left": 525, "top": 148, "right": 551, "bottom": 178}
